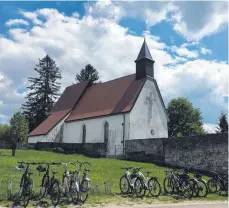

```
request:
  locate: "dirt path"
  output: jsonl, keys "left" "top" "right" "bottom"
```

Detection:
{"left": 99, "top": 202, "right": 228, "bottom": 208}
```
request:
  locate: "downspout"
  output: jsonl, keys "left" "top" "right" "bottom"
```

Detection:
{"left": 122, "top": 113, "right": 126, "bottom": 156}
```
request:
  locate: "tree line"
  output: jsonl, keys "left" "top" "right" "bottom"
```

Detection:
{"left": 0, "top": 55, "right": 227, "bottom": 144}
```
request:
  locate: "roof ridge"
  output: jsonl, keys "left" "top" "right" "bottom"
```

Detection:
{"left": 96, "top": 73, "right": 135, "bottom": 85}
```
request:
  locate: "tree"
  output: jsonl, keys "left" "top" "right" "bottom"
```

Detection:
{"left": 22, "top": 55, "right": 62, "bottom": 131}
{"left": 9, "top": 111, "right": 29, "bottom": 143}
{"left": 216, "top": 112, "right": 228, "bottom": 133}
{"left": 75, "top": 64, "right": 100, "bottom": 84}
{"left": 0, "top": 124, "right": 10, "bottom": 143}
{"left": 167, "top": 97, "right": 206, "bottom": 137}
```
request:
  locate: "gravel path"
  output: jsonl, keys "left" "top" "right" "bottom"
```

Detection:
{"left": 100, "top": 202, "right": 228, "bottom": 208}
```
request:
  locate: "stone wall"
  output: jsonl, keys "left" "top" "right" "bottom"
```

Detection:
{"left": 125, "top": 138, "right": 165, "bottom": 163}
{"left": 34, "top": 142, "right": 107, "bottom": 157}
{"left": 125, "top": 133, "right": 228, "bottom": 174}
{"left": 164, "top": 133, "right": 228, "bottom": 174}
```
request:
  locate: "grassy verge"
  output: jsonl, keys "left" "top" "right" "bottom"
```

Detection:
{"left": 0, "top": 149, "right": 227, "bottom": 207}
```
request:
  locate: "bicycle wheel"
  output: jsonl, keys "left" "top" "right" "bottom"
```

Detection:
{"left": 164, "top": 177, "right": 173, "bottom": 194}
{"left": 197, "top": 179, "right": 208, "bottom": 197}
{"left": 50, "top": 179, "right": 60, "bottom": 207}
{"left": 20, "top": 180, "right": 33, "bottom": 208}
{"left": 181, "top": 180, "right": 193, "bottom": 199}
{"left": 188, "top": 178, "right": 199, "bottom": 197}
{"left": 119, "top": 176, "right": 129, "bottom": 194}
{"left": 80, "top": 179, "right": 89, "bottom": 203}
{"left": 148, "top": 177, "right": 161, "bottom": 197}
{"left": 134, "top": 177, "right": 146, "bottom": 198}
{"left": 207, "top": 179, "right": 219, "bottom": 193}
{"left": 70, "top": 181, "right": 79, "bottom": 204}
{"left": 40, "top": 175, "right": 49, "bottom": 198}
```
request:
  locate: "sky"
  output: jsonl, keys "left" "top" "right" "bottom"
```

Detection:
{"left": 0, "top": 1, "right": 228, "bottom": 133}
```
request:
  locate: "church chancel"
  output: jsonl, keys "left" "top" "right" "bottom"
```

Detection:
{"left": 28, "top": 39, "right": 168, "bottom": 157}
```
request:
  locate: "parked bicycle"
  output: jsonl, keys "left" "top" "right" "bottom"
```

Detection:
{"left": 74, "top": 160, "right": 92, "bottom": 203}
{"left": 163, "top": 169, "right": 193, "bottom": 199}
{"left": 187, "top": 171, "right": 208, "bottom": 197}
{"left": 119, "top": 166, "right": 137, "bottom": 194}
{"left": 134, "top": 167, "right": 161, "bottom": 198}
{"left": 207, "top": 171, "right": 228, "bottom": 195}
{"left": 60, "top": 161, "right": 79, "bottom": 203}
{"left": 16, "top": 161, "right": 35, "bottom": 207}
{"left": 37, "top": 162, "right": 61, "bottom": 207}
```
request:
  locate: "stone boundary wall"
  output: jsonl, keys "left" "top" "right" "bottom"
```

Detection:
{"left": 125, "top": 133, "right": 228, "bottom": 174}
{"left": 34, "top": 142, "right": 107, "bottom": 157}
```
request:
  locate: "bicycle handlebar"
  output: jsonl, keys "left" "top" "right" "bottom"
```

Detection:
{"left": 120, "top": 166, "right": 133, "bottom": 170}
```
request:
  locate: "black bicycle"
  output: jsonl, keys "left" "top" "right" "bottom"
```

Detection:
{"left": 164, "top": 169, "right": 193, "bottom": 199}
{"left": 16, "top": 162, "right": 35, "bottom": 208}
{"left": 37, "top": 162, "right": 61, "bottom": 207}
{"left": 207, "top": 171, "right": 228, "bottom": 195}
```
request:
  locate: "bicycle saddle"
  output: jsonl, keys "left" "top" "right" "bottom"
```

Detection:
{"left": 28, "top": 171, "right": 34, "bottom": 175}
{"left": 52, "top": 170, "right": 58, "bottom": 175}
{"left": 146, "top": 171, "right": 151, "bottom": 174}
{"left": 85, "top": 168, "right": 90, "bottom": 172}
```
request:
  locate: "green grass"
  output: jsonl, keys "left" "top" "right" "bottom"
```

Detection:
{"left": 0, "top": 149, "right": 227, "bottom": 207}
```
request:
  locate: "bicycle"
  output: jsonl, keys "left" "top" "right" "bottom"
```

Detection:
{"left": 134, "top": 167, "right": 161, "bottom": 198}
{"left": 119, "top": 166, "right": 137, "bottom": 194}
{"left": 60, "top": 161, "right": 79, "bottom": 203}
{"left": 37, "top": 162, "right": 61, "bottom": 207}
{"left": 16, "top": 161, "right": 35, "bottom": 207}
{"left": 164, "top": 169, "right": 193, "bottom": 199}
{"left": 189, "top": 171, "right": 208, "bottom": 197}
{"left": 207, "top": 171, "right": 228, "bottom": 195}
{"left": 74, "top": 160, "right": 92, "bottom": 203}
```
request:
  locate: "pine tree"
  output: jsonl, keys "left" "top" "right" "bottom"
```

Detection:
{"left": 22, "top": 55, "right": 62, "bottom": 131}
{"left": 216, "top": 112, "right": 228, "bottom": 133}
{"left": 75, "top": 64, "right": 100, "bottom": 84}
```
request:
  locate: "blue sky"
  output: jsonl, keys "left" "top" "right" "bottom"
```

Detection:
{"left": 0, "top": 1, "right": 228, "bottom": 133}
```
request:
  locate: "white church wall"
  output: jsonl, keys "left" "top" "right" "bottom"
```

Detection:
{"left": 129, "top": 79, "right": 168, "bottom": 140}
{"left": 28, "top": 135, "right": 44, "bottom": 144}
{"left": 28, "top": 112, "right": 71, "bottom": 144}
{"left": 63, "top": 113, "right": 130, "bottom": 156}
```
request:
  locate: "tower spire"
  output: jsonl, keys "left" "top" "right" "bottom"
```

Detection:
{"left": 135, "top": 38, "right": 155, "bottom": 80}
{"left": 135, "top": 38, "right": 154, "bottom": 62}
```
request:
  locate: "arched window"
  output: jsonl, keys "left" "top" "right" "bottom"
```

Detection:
{"left": 104, "top": 122, "right": 109, "bottom": 144}
{"left": 82, "top": 124, "right": 86, "bottom": 143}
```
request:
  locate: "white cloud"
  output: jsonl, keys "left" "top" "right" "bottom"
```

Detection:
{"left": 19, "top": 9, "right": 43, "bottom": 25}
{"left": 170, "top": 45, "right": 199, "bottom": 58}
{"left": 86, "top": 1, "right": 228, "bottom": 41}
{"left": 203, "top": 124, "right": 218, "bottom": 134}
{"left": 170, "top": 1, "right": 228, "bottom": 41}
{"left": 0, "top": 8, "right": 228, "bottom": 125}
{"left": 200, "top": 48, "right": 212, "bottom": 55}
{"left": 5, "top": 19, "right": 29, "bottom": 27}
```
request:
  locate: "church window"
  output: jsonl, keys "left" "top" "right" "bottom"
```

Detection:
{"left": 104, "top": 122, "right": 109, "bottom": 144}
{"left": 82, "top": 124, "right": 86, "bottom": 143}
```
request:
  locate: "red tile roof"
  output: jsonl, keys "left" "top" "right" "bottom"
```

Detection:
{"left": 29, "top": 109, "right": 70, "bottom": 136}
{"left": 29, "top": 81, "right": 89, "bottom": 136}
{"left": 66, "top": 74, "right": 146, "bottom": 122}
{"left": 50, "top": 81, "right": 89, "bottom": 113}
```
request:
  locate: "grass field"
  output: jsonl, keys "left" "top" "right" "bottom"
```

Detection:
{"left": 0, "top": 149, "right": 227, "bottom": 207}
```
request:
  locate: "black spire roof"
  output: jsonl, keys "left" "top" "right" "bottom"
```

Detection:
{"left": 135, "top": 38, "right": 154, "bottom": 62}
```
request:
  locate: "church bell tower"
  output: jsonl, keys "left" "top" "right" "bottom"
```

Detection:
{"left": 135, "top": 38, "right": 155, "bottom": 80}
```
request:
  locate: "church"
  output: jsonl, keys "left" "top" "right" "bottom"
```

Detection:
{"left": 28, "top": 39, "right": 169, "bottom": 157}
